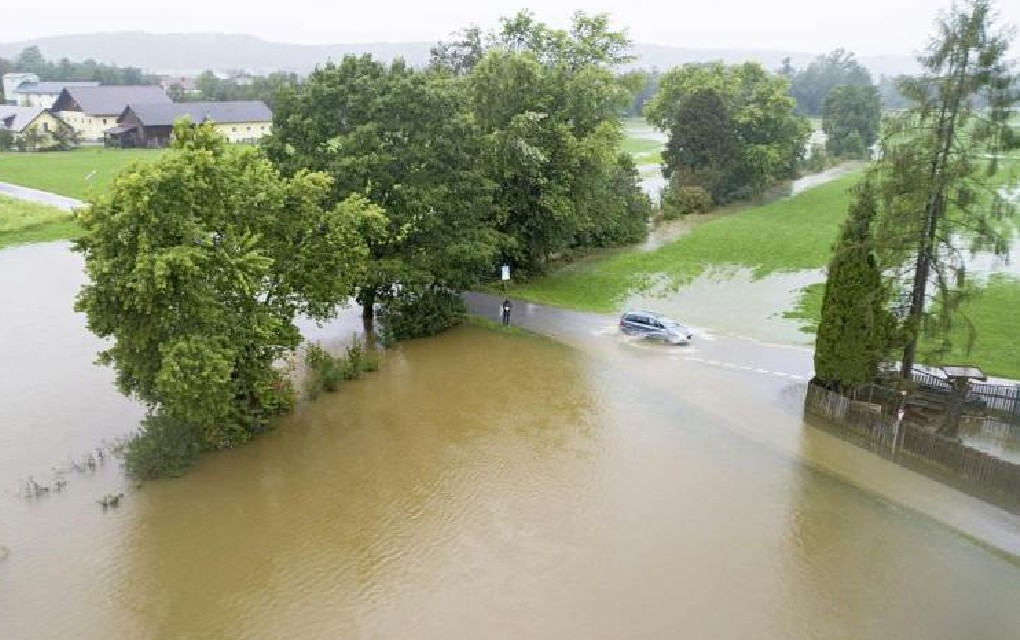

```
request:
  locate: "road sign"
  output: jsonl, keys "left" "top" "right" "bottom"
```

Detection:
{"left": 501, "top": 264, "right": 510, "bottom": 281}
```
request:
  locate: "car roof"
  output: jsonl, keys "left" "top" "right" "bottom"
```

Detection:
{"left": 623, "top": 309, "right": 668, "bottom": 319}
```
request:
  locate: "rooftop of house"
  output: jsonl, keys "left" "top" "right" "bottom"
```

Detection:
{"left": 13, "top": 81, "right": 100, "bottom": 95}
{"left": 0, "top": 106, "right": 47, "bottom": 133}
{"left": 123, "top": 101, "right": 273, "bottom": 126}
{"left": 55, "top": 85, "right": 171, "bottom": 116}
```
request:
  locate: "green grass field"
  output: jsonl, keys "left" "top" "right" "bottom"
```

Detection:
{"left": 0, "top": 148, "right": 162, "bottom": 199}
{"left": 510, "top": 171, "right": 864, "bottom": 312}
{"left": 0, "top": 195, "right": 81, "bottom": 250}
{"left": 789, "top": 277, "right": 1020, "bottom": 379}
{"left": 620, "top": 136, "right": 661, "bottom": 155}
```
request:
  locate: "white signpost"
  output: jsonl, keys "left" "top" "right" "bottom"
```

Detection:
{"left": 501, "top": 264, "right": 510, "bottom": 281}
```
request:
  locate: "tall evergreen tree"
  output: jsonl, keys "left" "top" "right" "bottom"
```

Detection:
{"left": 874, "top": 0, "right": 1018, "bottom": 379}
{"left": 814, "top": 177, "right": 895, "bottom": 390}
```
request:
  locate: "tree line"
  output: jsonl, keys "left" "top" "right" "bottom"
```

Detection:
{"left": 0, "top": 46, "right": 159, "bottom": 101}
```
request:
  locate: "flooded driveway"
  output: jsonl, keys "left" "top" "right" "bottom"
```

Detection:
{"left": 2, "top": 245, "right": 1020, "bottom": 639}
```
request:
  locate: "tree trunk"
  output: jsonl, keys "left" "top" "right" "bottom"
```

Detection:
{"left": 900, "top": 194, "right": 942, "bottom": 379}
{"left": 361, "top": 290, "right": 376, "bottom": 347}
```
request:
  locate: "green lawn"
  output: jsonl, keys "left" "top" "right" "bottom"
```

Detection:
{"left": 0, "top": 195, "right": 81, "bottom": 250}
{"left": 510, "top": 171, "right": 864, "bottom": 312}
{"left": 620, "top": 136, "right": 662, "bottom": 155}
{"left": 0, "top": 148, "right": 163, "bottom": 199}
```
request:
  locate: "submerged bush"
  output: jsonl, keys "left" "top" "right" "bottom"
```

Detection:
{"left": 378, "top": 287, "right": 466, "bottom": 342}
{"left": 123, "top": 413, "right": 201, "bottom": 480}
{"left": 305, "top": 337, "right": 378, "bottom": 397}
{"left": 306, "top": 342, "right": 342, "bottom": 397}
{"left": 341, "top": 337, "right": 364, "bottom": 381}
{"left": 661, "top": 184, "right": 713, "bottom": 220}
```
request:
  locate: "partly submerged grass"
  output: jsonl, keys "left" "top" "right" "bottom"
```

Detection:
{"left": 788, "top": 276, "right": 1020, "bottom": 380}
{"left": 511, "top": 170, "right": 864, "bottom": 312}
{"left": 0, "top": 195, "right": 81, "bottom": 250}
{"left": 0, "top": 148, "right": 162, "bottom": 199}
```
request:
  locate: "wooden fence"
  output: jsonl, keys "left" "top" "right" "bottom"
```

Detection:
{"left": 805, "top": 383, "right": 1020, "bottom": 506}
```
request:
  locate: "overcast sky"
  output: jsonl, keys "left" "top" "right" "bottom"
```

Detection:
{"left": 3, "top": 0, "right": 1019, "bottom": 55}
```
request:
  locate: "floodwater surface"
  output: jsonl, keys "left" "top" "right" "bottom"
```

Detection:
{"left": 3, "top": 244, "right": 1020, "bottom": 639}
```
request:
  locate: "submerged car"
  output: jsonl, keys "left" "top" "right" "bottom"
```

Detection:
{"left": 619, "top": 310, "right": 693, "bottom": 345}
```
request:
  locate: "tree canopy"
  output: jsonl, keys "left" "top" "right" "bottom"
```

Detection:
{"left": 436, "top": 11, "right": 651, "bottom": 273}
{"left": 646, "top": 62, "right": 809, "bottom": 204}
{"left": 788, "top": 49, "right": 874, "bottom": 116}
{"left": 265, "top": 55, "right": 500, "bottom": 335}
{"left": 822, "top": 83, "right": 882, "bottom": 158}
{"left": 75, "top": 122, "right": 376, "bottom": 452}
{"left": 873, "top": 0, "right": 1018, "bottom": 378}
{"left": 814, "top": 177, "right": 896, "bottom": 390}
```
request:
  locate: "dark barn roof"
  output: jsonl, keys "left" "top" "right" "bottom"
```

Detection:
{"left": 123, "top": 101, "right": 273, "bottom": 126}
{"left": 54, "top": 85, "right": 171, "bottom": 116}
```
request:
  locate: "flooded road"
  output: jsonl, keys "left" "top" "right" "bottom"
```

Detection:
{"left": 3, "top": 245, "right": 1020, "bottom": 639}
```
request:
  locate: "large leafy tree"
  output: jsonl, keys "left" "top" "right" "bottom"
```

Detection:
{"left": 822, "top": 83, "right": 882, "bottom": 158}
{"left": 873, "top": 0, "right": 1018, "bottom": 378}
{"left": 75, "top": 122, "right": 376, "bottom": 449}
{"left": 646, "top": 62, "right": 810, "bottom": 204}
{"left": 444, "top": 11, "right": 649, "bottom": 272}
{"left": 789, "top": 49, "right": 874, "bottom": 115}
{"left": 814, "top": 177, "right": 896, "bottom": 390}
{"left": 266, "top": 56, "right": 500, "bottom": 335}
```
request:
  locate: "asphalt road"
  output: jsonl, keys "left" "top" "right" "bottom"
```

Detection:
{"left": 0, "top": 181, "right": 84, "bottom": 212}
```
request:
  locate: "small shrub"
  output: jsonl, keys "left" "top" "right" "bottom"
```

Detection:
{"left": 305, "top": 342, "right": 342, "bottom": 397}
{"left": 803, "top": 143, "right": 828, "bottom": 173}
{"left": 661, "top": 184, "right": 713, "bottom": 219}
{"left": 341, "top": 337, "right": 364, "bottom": 381}
{"left": 123, "top": 413, "right": 201, "bottom": 480}
{"left": 378, "top": 286, "right": 466, "bottom": 342}
{"left": 361, "top": 353, "right": 380, "bottom": 372}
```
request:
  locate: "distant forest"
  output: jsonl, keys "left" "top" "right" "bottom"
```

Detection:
{"left": 0, "top": 46, "right": 159, "bottom": 101}
{"left": 626, "top": 49, "right": 911, "bottom": 118}
{"left": 0, "top": 46, "right": 297, "bottom": 108}
{"left": 2, "top": 44, "right": 913, "bottom": 118}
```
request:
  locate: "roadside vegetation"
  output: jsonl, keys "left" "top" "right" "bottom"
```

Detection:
{"left": 0, "top": 148, "right": 161, "bottom": 199}
{"left": 75, "top": 11, "right": 654, "bottom": 479}
{"left": 0, "top": 195, "right": 80, "bottom": 249}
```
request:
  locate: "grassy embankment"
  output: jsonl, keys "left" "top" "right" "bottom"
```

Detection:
{"left": 0, "top": 195, "right": 81, "bottom": 249}
{"left": 0, "top": 147, "right": 161, "bottom": 199}
{"left": 510, "top": 170, "right": 864, "bottom": 312}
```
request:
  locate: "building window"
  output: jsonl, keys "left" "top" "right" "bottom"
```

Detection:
{"left": 246, "top": 126, "right": 251, "bottom": 131}
{"left": 42, "top": 122, "right": 49, "bottom": 132}
{"left": 103, "top": 118, "right": 108, "bottom": 125}
{"left": 232, "top": 127, "right": 237, "bottom": 132}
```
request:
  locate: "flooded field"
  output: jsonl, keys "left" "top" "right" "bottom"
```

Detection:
{"left": 2, "top": 244, "right": 1020, "bottom": 639}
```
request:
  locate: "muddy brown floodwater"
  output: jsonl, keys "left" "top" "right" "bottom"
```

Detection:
{"left": 2, "top": 243, "right": 1020, "bottom": 639}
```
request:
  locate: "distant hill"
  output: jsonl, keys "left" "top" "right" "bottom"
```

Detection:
{"left": 0, "top": 32, "right": 921, "bottom": 78}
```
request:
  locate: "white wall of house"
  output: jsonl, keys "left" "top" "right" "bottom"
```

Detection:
{"left": 57, "top": 111, "right": 120, "bottom": 142}
{"left": 213, "top": 121, "right": 272, "bottom": 143}
{"left": 17, "top": 92, "right": 63, "bottom": 109}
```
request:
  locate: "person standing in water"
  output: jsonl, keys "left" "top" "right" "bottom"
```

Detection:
{"left": 501, "top": 298, "right": 512, "bottom": 326}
